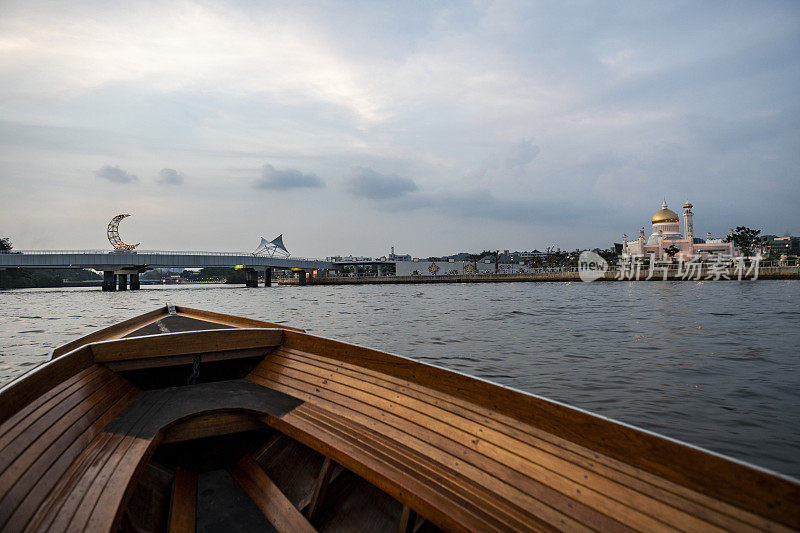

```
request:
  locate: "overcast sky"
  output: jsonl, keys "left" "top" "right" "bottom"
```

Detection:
{"left": 1, "top": 1, "right": 798, "bottom": 257}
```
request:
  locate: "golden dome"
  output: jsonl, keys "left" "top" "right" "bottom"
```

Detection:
{"left": 682, "top": 201, "right": 693, "bottom": 209}
{"left": 652, "top": 199, "right": 679, "bottom": 223}
{"left": 652, "top": 208, "right": 679, "bottom": 223}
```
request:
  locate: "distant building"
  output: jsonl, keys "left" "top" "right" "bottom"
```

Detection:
{"left": 394, "top": 258, "right": 531, "bottom": 276}
{"left": 387, "top": 246, "right": 412, "bottom": 261}
{"left": 764, "top": 234, "right": 800, "bottom": 256}
{"left": 622, "top": 199, "right": 736, "bottom": 261}
{"left": 516, "top": 250, "right": 546, "bottom": 259}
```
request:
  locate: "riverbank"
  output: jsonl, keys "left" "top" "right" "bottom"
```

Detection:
{"left": 279, "top": 266, "right": 800, "bottom": 284}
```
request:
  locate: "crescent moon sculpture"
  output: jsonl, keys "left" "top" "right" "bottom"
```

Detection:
{"left": 107, "top": 214, "right": 140, "bottom": 251}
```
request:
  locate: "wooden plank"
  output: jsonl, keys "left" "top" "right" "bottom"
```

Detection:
{"left": 0, "top": 374, "right": 133, "bottom": 516}
{"left": 260, "top": 353, "right": 725, "bottom": 533}
{"left": 0, "top": 366, "right": 101, "bottom": 442}
{"left": 294, "top": 403, "right": 564, "bottom": 533}
{"left": 6, "top": 387, "right": 138, "bottom": 532}
{"left": 45, "top": 433, "right": 128, "bottom": 529}
{"left": 306, "top": 456, "right": 335, "bottom": 522}
{"left": 177, "top": 306, "right": 305, "bottom": 332}
{"left": 67, "top": 435, "right": 136, "bottom": 530}
{"left": 25, "top": 433, "right": 117, "bottom": 532}
{"left": 279, "top": 331, "right": 800, "bottom": 530}
{"left": 0, "top": 366, "right": 105, "bottom": 455}
{"left": 104, "top": 347, "right": 272, "bottom": 372}
{"left": 168, "top": 468, "right": 198, "bottom": 533}
{"left": 229, "top": 455, "right": 316, "bottom": 533}
{"left": 250, "top": 364, "right": 635, "bottom": 532}
{"left": 50, "top": 307, "right": 169, "bottom": 359}
{"left": 264, "top": 408, "right": 514, "bottom": 533}
{"left": 0, "top": 347, "right": 93, "bottom": 425}
{"left": 91, "top": 328, "right": 283, "bottom": 363}
{"left": 253, "top": 432, "right": 286, "bottom": 462}
{"left": 87, "top": 437, "right": 157, "bottom": 532}
{"left": 161, "top": 413, "right": 265, "bottom": 444}
{"left": 275, "top": 347, "right": 777, "bottom": 532}
{"left": 398, "top": 505, "right": 417, "bottom": 533}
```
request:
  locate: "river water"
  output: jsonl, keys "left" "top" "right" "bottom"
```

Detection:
{"left": 1, "top": 281, "right": 798, "bottom": 477}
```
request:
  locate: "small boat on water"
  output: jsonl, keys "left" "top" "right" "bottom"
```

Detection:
{"left": 0, "top": 305, "right": 797, "bottom": 532}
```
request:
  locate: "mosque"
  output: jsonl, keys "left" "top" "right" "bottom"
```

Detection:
{"left": 622, "top": 199, "right": 736, "bottom": 261}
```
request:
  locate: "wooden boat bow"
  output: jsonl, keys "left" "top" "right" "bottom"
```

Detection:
{"left": 0, "top": 305, "right": 797, "bottom": 532}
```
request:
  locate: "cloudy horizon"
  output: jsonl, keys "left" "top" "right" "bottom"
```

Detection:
{"left": 1, "top": 1, "right": 798, "bottom": 257}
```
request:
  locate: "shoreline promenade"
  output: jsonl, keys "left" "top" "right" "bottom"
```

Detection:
{"left": 280, "top": 266, "right": 800, "bottom": 285}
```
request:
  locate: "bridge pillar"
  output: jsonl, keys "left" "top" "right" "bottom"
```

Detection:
{"left": 377, "top": 265, "right": 385, "bottom": 276}
{"left": 130, "top": 272, "right": 140, "bottom": 290}
{"left": 298, "top": 270, "right": 307, "bottom": 286}
{"left": 245, "top": 268, "right": 258, "bottom": 288}
{"left": 102, "top": 271, "right": 116, "bottom": 291}
{"left": 264, "top": 267, "right": 272, "bottom": 287}
{"left": 117, "top": 274, "right": 128, "bottom": 291}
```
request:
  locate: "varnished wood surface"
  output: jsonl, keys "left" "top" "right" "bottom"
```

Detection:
{"left": 161, "top": 412, "right": 266, "bottom": 444}
{"left": 49, "top": 307, "right": 168, "bottom": 359}
{"left": 249, "top": 340, "right": 800, "bottom": 532}
{"left": 230, "top": 454, "right": 316, "bottom": 533}
{"left": 307, "top": 456, "right": 335, "bottom": 522}
{"left": 91, "top": 328, "right": 283, "bottom": 363}
{"left": 49, "top": 304, "right": 304, "bottom": 359}
{"left": 0, "top": 347, "right": 93, "bottom": 425}
{"left": 103, "top": 379, "right": 302, "bottom": 440}
{"left": 168, "top": 468, "right": 197, "bottom": 533}
{"left": 0, "top": 365, "right": 139, "bottom": 532}
{"left": 176, "top": 306, "right": 305, "bottom": 333}
{"left": 0, "top": 374, "right": 302, "bottom": 532}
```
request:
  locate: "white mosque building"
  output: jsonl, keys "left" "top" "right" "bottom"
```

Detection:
{"left": 622, "top": 199, "right": 735, "bottom": 261}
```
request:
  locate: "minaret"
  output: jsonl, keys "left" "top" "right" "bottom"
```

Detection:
{"left": 683, "top": 201, "right": 694, "bottom": 240}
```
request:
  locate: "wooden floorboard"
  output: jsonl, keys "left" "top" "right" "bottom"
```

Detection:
{"left": 168, "top": 468, "right": 197, "bottom": 533}
{"left": 230, "top": 455, "right": 316, "bottom": 533}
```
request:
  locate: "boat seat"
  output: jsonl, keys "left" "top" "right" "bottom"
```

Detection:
{"left": 0, "top": 376, "right": 303, "bottom": 533}
{"left": 0, "top": 365, "right": 139, "bottom": 532}
{"left": 248, "top": 345, "right": 794, "bottom": 533}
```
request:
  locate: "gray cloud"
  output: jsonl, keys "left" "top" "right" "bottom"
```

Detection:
{"left": 504, "top": 139, "right": 540, "bottom": 168}
{"left": 94, "top": 165, "right": 138, "bottom": 184}
{"left": 253, "top": 163, "right": 324, "bottom": 190}
{"left": 345, "top": 166, "right": 418, "bottom": 199}
{"left": 157, "top": 168, "right": 185, "bottom": 185}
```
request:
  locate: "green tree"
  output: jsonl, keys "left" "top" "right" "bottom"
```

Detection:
{"left": 724, "top": 226, "right": 766, "bottom": 257}
{"left": 597, "top": 249, "right": 618, "bottom": 266}
{"left": 0, "top": 236, "right": 12, "bottom": 251}
{"left": 664, "top": 244, "right": 680, "bottom": 259}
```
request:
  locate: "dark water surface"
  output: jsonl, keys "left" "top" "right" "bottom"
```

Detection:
{"left": 1, "top": 281, "right": 798, "bottom": 477}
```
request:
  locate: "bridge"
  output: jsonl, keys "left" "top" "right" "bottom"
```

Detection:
{"left": 0, "top": 250, "right": 335, "bottom": 290}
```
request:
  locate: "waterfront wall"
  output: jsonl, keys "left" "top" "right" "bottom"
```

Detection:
{"left": 394, "top": 260, "right": 529, "bottom": 276}
{"left": 279, "top": 266, "right": 800, "bottom": 285}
